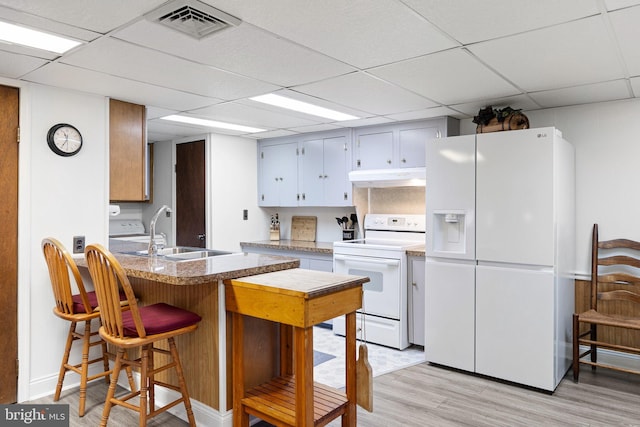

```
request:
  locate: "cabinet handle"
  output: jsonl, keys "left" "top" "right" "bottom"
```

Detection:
{"left": 302, "top": 193, "right": 306, "bottom": 200}
{"left": 198, "top": 234, "right": 206, "bottom": 240}
{"left": 357, "top": 159, "right": 361, "bottom": 167}
{"left": 401, "top": 158, "right": 406, "bottom": 163}
{"left": 319, "top": 175, "right": 323, "bottom": 179}
{"left": 344, "top": 192, "right": 348, "bottom": 200}
{"left": 274, "top": 177, "right": 278, "bottom": 182}
{"left": 387, "top": 159, "right": 392, "bottom": 164}
{"left": 324, "top": 174, "right": 328, "bottom": 178}
{"left": 297, "top": 194, "right": 300, "bottom": 201}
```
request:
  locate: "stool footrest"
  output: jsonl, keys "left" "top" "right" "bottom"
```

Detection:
{"left": 242, "top": 375, "right": 348, "bottom": 427}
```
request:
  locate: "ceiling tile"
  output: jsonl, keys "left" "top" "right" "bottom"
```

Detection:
{"left": 385, "top": 106, "right": 464, "bottom": 121}
{"left": 370, "top": 48, "right": 519, "bottom": 105}
{"left": 403, "top": 0, "right": 598, "bottom": 44}
{"left": 23, "top": 63, "right": 221, "bottom": 111}
{"left": 252, "top": 129, "right": 299, "bottom": 139}
{"left": 605, "top": 0, "right": 640, "bottom": 10}
{"left": 61, "top": 37, "right": 279, "bottom": 100}
{"left": 188, "top": 101, "right": 320, "bottom": 129}
{"left": 625, "top": 76, "right": 640, "bottom": 97}
{"left": 0, "top": 50, "right": 48, "bottom": 78}
{"left": 114, "top": 21, "right": 356, "bottom": 87}
{"left": 609, "top": 6, "right": 640, "bottom": 75}
{"left": 468, "top": 16, "right": 625, "bottom": 92}
{"left": 293, "top": 72, "right": 437, "bottom": 116}
{"left": 0, "top": 0, "right": 166, "bottom": 34}
{"left": 201, "top": 0, "right": 457, "bottom": 69}
{"left": 529, "top": 80, "right": 631, "bottom": 108}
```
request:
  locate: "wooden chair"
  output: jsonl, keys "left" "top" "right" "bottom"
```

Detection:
{"left": 573, "top": 224, "right": 640, "bottom": 381}
{"left": 42, "top": 237, "right": 135, "bottom": 417}
{"left": 84, "top": 243, "right": 201, "bottom": 427}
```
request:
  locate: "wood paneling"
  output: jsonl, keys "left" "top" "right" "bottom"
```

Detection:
{"left": 0, "top": 84, "right": 19, "bottom": 404}
{"left": 129, "top": 277, "right": 219, "bottom": 409}
{"left": 109, "top": 99, "right": 146, "bottom": 202}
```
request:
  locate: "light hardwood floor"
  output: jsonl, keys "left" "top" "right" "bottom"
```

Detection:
{"left": 29, "top": 363, "right": 640, "bottom": 426}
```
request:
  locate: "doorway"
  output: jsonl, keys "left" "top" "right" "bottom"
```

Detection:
{"left": 175, "top": 140, "right": 206, "bottom": 248}
{"left": 0, "top": 84, "right": 19, "bottom": 403}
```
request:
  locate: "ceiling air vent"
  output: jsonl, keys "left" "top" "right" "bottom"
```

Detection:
{"left": 146, "top": 0, "right": 241, "bottom": 40}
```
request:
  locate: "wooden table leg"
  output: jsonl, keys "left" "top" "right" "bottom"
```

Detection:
{"left": 294, "top": 326, "right": 314, "bottom": 426}
{"left": 232, "top": 313, "right": 248, "bottom": 427}
{"left": 280, "top": 324, "right": 293, "bottom": 377}
{"left": 344, "top": 312, "right": 357, "bottom": 426}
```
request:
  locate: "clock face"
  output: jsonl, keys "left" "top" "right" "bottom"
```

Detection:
{"left": 47, "top": 123, "right": 83, "bottom": 156}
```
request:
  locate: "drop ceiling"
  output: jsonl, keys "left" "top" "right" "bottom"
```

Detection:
{"left": 1, "top": 0, "right": 638, "bottom": 142}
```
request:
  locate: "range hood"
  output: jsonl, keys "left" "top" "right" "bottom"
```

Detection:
{"left": 349, "top": 167, "right": 426, "bottom": 188}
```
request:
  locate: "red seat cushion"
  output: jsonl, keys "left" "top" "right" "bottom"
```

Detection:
{"left": 72, "top": 290, "right": 127, "bottom": 313}
{"left": 121, "top": 303, "right": 201, "bottom": 337}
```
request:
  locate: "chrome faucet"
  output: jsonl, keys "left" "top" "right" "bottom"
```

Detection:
{"left": 148, "top": 205, "right": 172, "bottom": 256}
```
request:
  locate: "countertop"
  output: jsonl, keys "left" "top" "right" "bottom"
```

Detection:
{"left": 74, "top": 239, "right": 301, "bottom": 286}
{"left": 240, "top": 240, "right": 334, "bottom": 254}
{"left": 241, "top": 239, "right": 425, "bottom": 257}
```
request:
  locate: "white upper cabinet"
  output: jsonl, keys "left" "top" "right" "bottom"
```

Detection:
{"left": 258, "top": 129, "right": 352, "bottom": 207}
{"left": 299, "top": 134, "right": 351, "bottom": 206}
{"left": 259, "top": 141, "right": 299, "bottom": 207}
{"left": 354, "top": 118, "right": 459, "bottom": 170}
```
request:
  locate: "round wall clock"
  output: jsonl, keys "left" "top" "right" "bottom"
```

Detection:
{"left": 47, "top": 123, "right": 83, "bottom": 157}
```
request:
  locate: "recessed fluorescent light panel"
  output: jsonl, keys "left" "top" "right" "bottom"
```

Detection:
{"left": 161, "top": 115, "right": 266, "bottom": 133}
{"left": 0, "top": 21, "right": 82, "bottom": 54}
{"left": 250, "top": 93, "right": 359, "bottom": 121}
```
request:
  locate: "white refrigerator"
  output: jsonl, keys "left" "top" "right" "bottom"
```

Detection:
{"left": 425, "top": 127, "right": 575, "bottom": 391}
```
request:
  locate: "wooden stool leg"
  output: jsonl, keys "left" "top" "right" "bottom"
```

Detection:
{"left": 148, "top": 345, "right": 155, "bottom": 413}
{"left": 139, "top": 345, "right": 149, "bottom": 427}
{"left": 573, "top": 314, "right": 579, "bottom": 382}
{"left": 169, "top": 337, "right": 197, "bottom": 426}
{"left": 100, "top": 340, "right": 111, "bottom": 385}
{"left": 294, "top": 326, "right": 314, "bottom": 426}
{"left": 78, "top": 320, "right": 93, "bottom": 417}
{"left": 55, "top": 321, "right": 76, "bottom": 402}
{"left": 101, "top": 348, "right": 124, "bottom": 427}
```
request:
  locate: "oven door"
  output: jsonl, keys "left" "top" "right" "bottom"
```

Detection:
{"left": 334, "top": 253, "right": 401, "bottom": 320}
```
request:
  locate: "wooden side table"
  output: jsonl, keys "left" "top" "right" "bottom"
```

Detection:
{"left": 225, "top": 268, "right": 367, "bottom": 427}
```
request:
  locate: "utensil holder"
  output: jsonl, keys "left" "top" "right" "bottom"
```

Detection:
{"left": 342, "top": 229, "right": 355, "bottom": 241}
{"left": 270, "top": 227, "right": 280, "bottom": 241}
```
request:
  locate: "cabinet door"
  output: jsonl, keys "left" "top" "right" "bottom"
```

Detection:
{"left": 355, "top": 130, "right": 393, "bottom": 169}
{"left": 425, "top": 259, "right": 475, "bottom": 371}
{"left": 109, "top": 99, "right": 147, "bottom": 201}
{"left": 475, "top": 265, "right": 555, "bottom": 390}
{"left": 408, "top": 257, "right": 425, "bottom": 346}
{"left": 299, "top": 138, "right": 324, "bottom": 206}
{"left": 399, "top": 125, "right": 439, "bottom": 168}
{"left": 259, "top": 142, "right": 298, "bottom": 206}
{"left": 476, "top": 130, "right": 554, "bottom": 266}
{"left": 322, "top": 136, "right": 350, "bottom": 206}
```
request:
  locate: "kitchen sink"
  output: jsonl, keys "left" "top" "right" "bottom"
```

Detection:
{"left": 164, "top": 249, "right": 232, "bottom": 261}
{"left": 123, "top": 246, "right": 231, "bottom": 260}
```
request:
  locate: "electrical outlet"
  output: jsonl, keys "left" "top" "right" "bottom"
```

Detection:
{"left": 243, "top": 209, "right": 248, "bottom": 220}
{"left": 73, "top": 236, "right": 85, "bottom": 254}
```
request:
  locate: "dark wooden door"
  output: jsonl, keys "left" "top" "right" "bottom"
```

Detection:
{"left": 0, "top": 85, "right": 19, "bottom": 403}
{"left": 176, "top": 140, "right": 206, "bottom": 248}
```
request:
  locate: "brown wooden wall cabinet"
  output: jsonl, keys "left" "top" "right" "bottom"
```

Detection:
{"left": 109, "top": 99, "right": 147, "bottom": 202}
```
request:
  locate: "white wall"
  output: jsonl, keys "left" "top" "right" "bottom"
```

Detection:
{"left": 460, "top": 98, "right": 640, "bottom": 276}
{"left": 209, "top": 133, "right": 269, "bottom": 252}
{"left": 24, "top": 83, "right": 109, "bottom": 399}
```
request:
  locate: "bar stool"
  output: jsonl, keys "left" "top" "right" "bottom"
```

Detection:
{"left": 84, "top": 243, "right": 201, "bottom": 427}
{"left": 42, "top": 238, "right": 135, "bottom": 417}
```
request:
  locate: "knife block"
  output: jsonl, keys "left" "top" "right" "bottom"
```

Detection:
{"left": 270, "top": 225, "right": 280, "bottom": 241}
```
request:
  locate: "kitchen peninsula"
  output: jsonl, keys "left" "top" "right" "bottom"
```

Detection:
{"left": 77, "top": 241, "right": 301, "bottom": 425}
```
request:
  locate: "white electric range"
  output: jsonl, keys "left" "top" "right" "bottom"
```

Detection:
{"left": 332, "top": 214, "right": 425, "bottom": 350}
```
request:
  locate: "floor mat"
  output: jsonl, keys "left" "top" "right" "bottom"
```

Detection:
{"left": 314, "top": 350, "right": 336, "bottom": 366}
